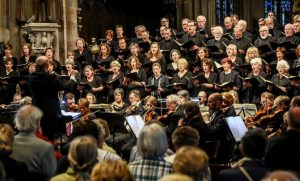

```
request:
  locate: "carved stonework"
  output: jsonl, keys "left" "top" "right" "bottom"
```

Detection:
{"left": 21, "top": 23, "right": 61, "bottom": 59}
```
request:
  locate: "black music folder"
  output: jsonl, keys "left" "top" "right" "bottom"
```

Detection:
{"left": 239, "top": 76, "right": 260, "bottom": 87}
{"left": 77, "top": 82, "right": 92, "bottom": 91}
{"left": 106, "top": 79, "right": 121, "bottom": 88}
{"left": 181, "top": 40, "right": 196, "bottom": 49}
{"left": 145, "top": 85, "right": 157, "bottom": 92}
{"left": 206, "top": 45, "right": 219, "bottom": 52}
{"left": 124, "top": 72, "right": 138, "bottom": 81}
{"left": 138, "top": 42, "right": 150, "bottom": 53}
{"left": 191, "top": 74, "right": 208, "bottom": 83}
{"left": 99, "top": 60, "right": 111, "bottom": 68}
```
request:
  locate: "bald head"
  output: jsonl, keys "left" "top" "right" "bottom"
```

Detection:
{"left": 288, "top": 107, "right": 300, "bottom": 130}
{"left": 36, "top": 56, "right": 49, "bottom": 72}
{"left": 208, "top": 93, "right": 223, "bottom": 111}
{"left": 263, "top": 171, "right": 299, "bottom": 181}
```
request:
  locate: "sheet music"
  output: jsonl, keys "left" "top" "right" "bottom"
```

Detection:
{"left": 125, "top": 115, "right": 145, "bottom": 138}
{"left": 225, "top": 116, "right": 248, "bottom": 142}
{"left": 61, "top": 110, "right": 81, "bottom": 119}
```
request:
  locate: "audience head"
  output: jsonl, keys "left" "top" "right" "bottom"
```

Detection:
{"left": 291, "top": 95, "right": 300, "bottom": 108}
{"left": 287, "top": 107, "right": 300, "bottom": 131}
{"left": 173, "top": 146, "right": 209, "bottom": 181}
{"left": 137, "top": 123, "right": 168, "bottom": 158}
{"left": 68, "top": 136, "right": 98, "bottom": 180}
{"left": 91, "top": 160, "right": 133, "bottom": 181}
{"left": 0, "top": 124, "right": 14, "bottom": 157}
{"left": 15, "top": 105, "right": 43, "bottom": 133}
{"left": 263, "top": 170, "right": 300, "bottom": 181}
{"left": 172, "top": 126, "right": 200, "bottom": 150}
{"left": 159, "top": 173, "right": 193, "bottom": 181}
{"left": 240, "top": 128, "right": 267, "bottom": 159}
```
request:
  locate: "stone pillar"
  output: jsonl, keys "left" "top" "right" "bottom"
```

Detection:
{"left": 0, "top": 0, "right": 10, "bottom": 44}
{"left": 64, "top": 0, "right": 78, "bottom": 59}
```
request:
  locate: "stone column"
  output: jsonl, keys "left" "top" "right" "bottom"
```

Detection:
{"left": 0, "top": 0, "right": 10, "bottom": 44}
{"left": 63, "top": 0, "right": 78, "bottom": 60}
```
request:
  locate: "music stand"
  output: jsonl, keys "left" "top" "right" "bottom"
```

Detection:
{"left": 96, "top": 112, "right": 127, "bottom": 146}
{"left": 233, "top": 104, "right": 257, "bottom": 120}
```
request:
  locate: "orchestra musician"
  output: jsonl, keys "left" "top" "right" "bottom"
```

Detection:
{"left": 221, "top": 91, "right": 237, "bottom": 117}
{"left": 245, "top": 92, "right": 275, "bottom": 129}
{"left": 178, "top": 101, "right": 209, "bottom": 147}
{"left": 142, "top": 95, "right": 159, "bottom": 123}
{"left": 165, "top": 94, "right": 184, "bottom": 137}
{"left": 78, "top": 98, "right": 96, "bottom": 122}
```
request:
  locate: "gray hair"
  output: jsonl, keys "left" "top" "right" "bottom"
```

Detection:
{"left": 177, "top": 90, "right": 190, "bottom": 100}
{"left": 167, "top": 94, "right": 182, "bottom": 106}
{"left": 15, "top": 105, "right": 43, "bottom": 133}
{"left": 276, "top": 60, "right": 290, "bottom": 71}
{"left": 137, "top": 123, "right": 168, "bottom": 158}
{"left": 250, "top": 58, "right": 262, "bottom": 66}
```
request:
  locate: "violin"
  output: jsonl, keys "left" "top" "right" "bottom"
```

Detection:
{"left": 157, "top": 111, "right": 174, "bottom": 123}
{"left": 245, "top": 106, "right": 272, "bottom": 129}
{"left": 255, "top": 108, "right": 285, "bottom": 130}
{"left": 144, "top": 105, "right": 156, "bottom": 123}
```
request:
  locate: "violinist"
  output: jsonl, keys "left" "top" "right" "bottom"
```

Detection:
{"left": 263, "top": 95, "right": 290, "bottom": 134}
{"left": 63, "top": 92, "right": 78, "bottom": 112}
{"left": 120, "top": 89, "right": 144, "bottom": 116}
{"left": 78, "top": 98, "right": 96, "bottom": 122}
{"left": 178, "top": 101, "right": 209, "bottom": 147}
{"left": 142, "top": 95, "right": 159, "bottom": 123}
{"left": 164, "top": 94, "right": 184, "bottom": 137}
{"left": 245, "top": 92, "right": 275, "bottom": 129}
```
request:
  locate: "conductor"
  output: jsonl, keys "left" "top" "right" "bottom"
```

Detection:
{"left": 28, "top": 56, "right": 63, "bottom": 140}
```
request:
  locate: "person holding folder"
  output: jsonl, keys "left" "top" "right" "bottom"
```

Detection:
{"left": 146, "top": 63, "right": 169, "bottom": 98}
